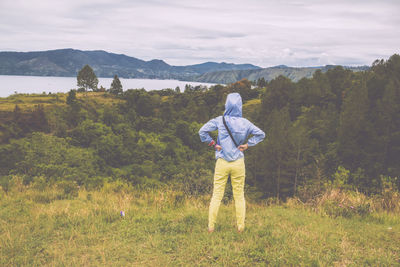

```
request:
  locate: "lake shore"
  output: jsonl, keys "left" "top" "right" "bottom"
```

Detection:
{"left": 0, "top": 75, "right": 216, "bottom": 97}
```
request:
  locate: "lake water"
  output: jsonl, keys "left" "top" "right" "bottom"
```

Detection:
{"left": 0, "top": 75, "right": 216, "bottom": 97}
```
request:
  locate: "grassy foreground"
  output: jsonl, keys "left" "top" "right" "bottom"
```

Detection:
{"left": 1, "top": 186, "right": 399, "bottom": 266}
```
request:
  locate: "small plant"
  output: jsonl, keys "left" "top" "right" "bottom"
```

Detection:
{"left": 174, "top": 192, "right": 185, "bottom": 207}
{"left": 379, "top": 175, "right": 400, "bottom": 212}
{"left": 57, "top": 180, "right": 79, "bottom": 198}
{"left": 333, "top": 166, "right": 351, "bottom": 190}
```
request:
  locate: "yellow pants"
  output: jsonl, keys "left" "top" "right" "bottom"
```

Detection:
{"left": 209, "top": 157, "right": 246, "bottom": 231}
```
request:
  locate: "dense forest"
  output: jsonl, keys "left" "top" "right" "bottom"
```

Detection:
{"left": 0, "top": 54, "right": 399, "bottom": 199}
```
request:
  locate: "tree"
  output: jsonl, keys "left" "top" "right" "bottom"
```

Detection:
{"left": 66, "top": 89, "right": 77, "bottom": 105}
{"left": 250, "top": 107, "right": 294, "bottom": 199}
{"left": 229, "top": 79, "right": 252, "bottom": 101}
{"left": 13, "top": 104, "right": 22, "bottom": 121}
{"left": 289, "top": 107, "right": 319, "bottom": 195}
{"left": 110, "top": 75, "right": 123, "bottom": 95}
{"left": 266, "top": 108, "right": 294, "bottom": 200}
{"left": 77, "top": 65, "right": 98, "bottom": 92}
{"left": 256, "top": 77, "right": 267, "bottom": 87}
{"left": 28, "top": 105, "right": 49, "bottom": 133}
{"left": 338, "top": 78, "right": 370, "bottom": 173}
{"left": 261, "top": 75, "right": 295, "bottom": 118}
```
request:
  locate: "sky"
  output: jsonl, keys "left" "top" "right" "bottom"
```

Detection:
{"left": 0, "top": 0, "right": 399, "bottom": 67}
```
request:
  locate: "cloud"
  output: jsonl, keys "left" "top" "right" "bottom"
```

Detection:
{"left": 0, "top": 0, "right": 399, "bottom": 67}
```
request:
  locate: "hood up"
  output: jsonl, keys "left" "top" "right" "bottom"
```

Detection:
{"left": 224, "top": 93, "right": 242, "bottom": 117}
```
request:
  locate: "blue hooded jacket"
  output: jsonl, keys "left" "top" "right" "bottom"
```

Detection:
{"left": 199, "top": 93, "right": 265, "bottom": 162}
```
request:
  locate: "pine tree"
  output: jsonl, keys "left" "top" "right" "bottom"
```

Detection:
{"left": 110, "top": 75, "right": 123, "bottom": 95}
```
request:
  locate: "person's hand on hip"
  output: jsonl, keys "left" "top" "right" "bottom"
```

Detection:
{"left": 238, "top": 144, "right": 248, "bottom": 152}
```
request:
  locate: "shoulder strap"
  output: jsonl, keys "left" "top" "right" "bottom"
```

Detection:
{"left": 222, "top": 116, "right": 239, "bottom": 147}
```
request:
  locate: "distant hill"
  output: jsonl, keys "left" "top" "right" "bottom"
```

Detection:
{"left": 195, "top": 65, "right": 370, "bottom": 84}
{"left": 0, "top": 49, "right": 370, "bottom": 84}
{"left": 0, "top": 49, "right": 260, "bottom": 80}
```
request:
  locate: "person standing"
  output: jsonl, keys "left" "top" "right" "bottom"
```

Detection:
{"left": 199, "top": 93, "right": 265, "bottom": 232}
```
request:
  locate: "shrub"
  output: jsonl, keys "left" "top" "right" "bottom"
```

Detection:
{"left": 9, "top": 133, "right": 99, "bottom": 185}
{"left": 173, "top": 192, "right": 185, "bottom": 207}
{"left": 332, "top": 166, "right": 351, "bottom": 190}
{"left": 57, "top": 181, "right": 79, "bottom": 199}
{"left": 0, "top": 175, "right": 11, "bottom": 193}
{"left": 8, "top": 175, "right": 25, "bottom": 193}
{"left": 322, "top": 199, "right": 370, "bottom": 218}
{"left": 32, "top": 176, "right": 48, "bottom": 192}
{"left": 84, "top": 176, "right": 104, "bottom": 191}
{"left": 378, "top": 175, "right": 400, "bottom": 212}
{"left": 102, "top": 180, "right": 133, "bottom": 194}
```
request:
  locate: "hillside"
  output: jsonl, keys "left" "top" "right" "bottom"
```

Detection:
{"left": 1, "top": 54, "right": 399, "bottom": 265}
{"left": 195, "top": 65, "right": 370, "bottom": 84}
{"left": 1, "top": 55, "right": 399, "bottom": 199}
{"left": 0, "top": 49, "right": 260, "bottom": 80}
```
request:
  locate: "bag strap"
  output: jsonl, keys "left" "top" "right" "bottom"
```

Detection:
{"left": 222, "top": 116, "right": 239, "bottom": 147}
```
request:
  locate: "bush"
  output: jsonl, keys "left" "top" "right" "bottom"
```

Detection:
{"left": 57, "top": 181, "right": 79, "bottom": 199}
{"left": 8, "top": 175, "right": 25, "bottom": 193}
{"left": 173, "top": 192, "right": 185, "bottom": 207}
{"left": 0, "top": 175, "right": 11, "bottom": 193}
{"left": 332, "top": 166, "right": 351, "bottom": 190}
{"left": 322, "top": 199, "right": 370, "bottom": 218}
{"left": 7, "top": 133, "right": 99, "bottom": 185}
{"left": 296, "top": 179, "right": 327, "bottom": 204}
{"left": 378, "top": 175, "right": 400, "bottom": 212}
{"left": 84, "top": 176, "right": 105, "bottom": 191}
{"left": 32, "top": 176, "right": 48, "bottom": 192}
{"left": 172, "top": 168, "right": 213, "bottom": 196}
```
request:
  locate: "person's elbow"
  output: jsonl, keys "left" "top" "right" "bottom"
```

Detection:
{"left": 198, "top": 130, "right": 209, "bottom": 143}
{"left": 251, "top": 131, "right": 265, "bottom": 145}
{"left": 259, "top": 131, "right": 266, "bottom": 140}
{"left": 198, "top": 130, "right": 204, "bottom": 142}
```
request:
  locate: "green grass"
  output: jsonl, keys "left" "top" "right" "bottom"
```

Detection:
{"left": 0, "top": 92, "right": 122, "bottom": 111}
{"left": 0, "top": 187, "right": 399, "bottom": 266}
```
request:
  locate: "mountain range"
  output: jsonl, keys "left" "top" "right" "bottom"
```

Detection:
{"left": 0, "top": 49, "right": 369, "bottom": 84}
{"left": 0, "top": 49, "right": 260, "bottom": 81}
{"left": 195, "top": 64, "right": 369, "bottom": 84}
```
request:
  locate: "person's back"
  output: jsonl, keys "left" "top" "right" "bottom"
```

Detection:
{"left": 199, "top": 93, "right": 265, "bottom": 232}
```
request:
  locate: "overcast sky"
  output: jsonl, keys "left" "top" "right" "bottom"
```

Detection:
{"left": 0, "top": 0, "right": 399, "bottom": 67}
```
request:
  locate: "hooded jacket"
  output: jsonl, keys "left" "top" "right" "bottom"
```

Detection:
{"left": 199, "top": 93, "right": 265, "bottom": 162}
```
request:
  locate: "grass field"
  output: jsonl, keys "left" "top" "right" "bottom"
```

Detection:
{"left": 0, "top": 92, "right": 122, "bottom": 111}
{"left": 1, "top": 185, "right": 399, "bottom": 266}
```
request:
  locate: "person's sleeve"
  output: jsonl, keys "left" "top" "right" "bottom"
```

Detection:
{"left": 198, "top": 118, "right": 218, "bottom": 144}
{"left": 247, "top": 121, "right": 265, "bottom": 147}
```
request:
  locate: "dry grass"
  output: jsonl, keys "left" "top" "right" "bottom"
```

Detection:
{"left": 292, "top": 186, "right": 400, "bottom": 217}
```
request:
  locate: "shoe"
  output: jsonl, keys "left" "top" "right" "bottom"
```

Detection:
{"left": 208, "top": 228, "right": 214, "bottom": 233}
